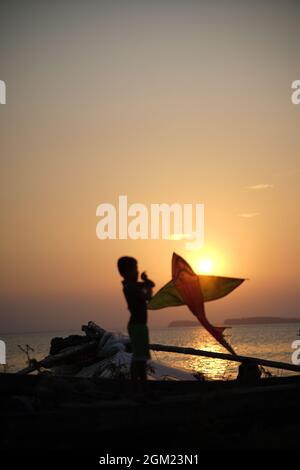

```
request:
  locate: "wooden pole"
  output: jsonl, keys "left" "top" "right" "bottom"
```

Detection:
{"left": 149, "top": 343, "right": 300, "bottom": 374}
{"left": 17, "top": 340, "right": 97, "bottom": 375}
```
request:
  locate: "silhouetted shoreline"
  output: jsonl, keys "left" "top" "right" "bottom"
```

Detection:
{"left": 225, "top": 316, "right": 300, "bottom": 325}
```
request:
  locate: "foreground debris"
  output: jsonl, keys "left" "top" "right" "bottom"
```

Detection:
{"left": 17, "top": 322, "right": 198, "bottom": 380}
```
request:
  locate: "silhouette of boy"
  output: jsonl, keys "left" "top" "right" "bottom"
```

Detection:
{"left": 117, "top": 257, "right": 155, "bottom": 389}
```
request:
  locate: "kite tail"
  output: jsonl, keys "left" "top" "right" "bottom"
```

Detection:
{"left": 202, "top": 318, "right": 236, "bottom": 355}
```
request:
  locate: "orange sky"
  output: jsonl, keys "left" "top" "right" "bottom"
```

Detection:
{"left": 1, "top": 1, "right": 300, "bottom": 333}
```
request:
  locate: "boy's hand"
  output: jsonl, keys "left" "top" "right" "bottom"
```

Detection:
{"left": 141, "top": 271, "right": 155, "bottom": 288}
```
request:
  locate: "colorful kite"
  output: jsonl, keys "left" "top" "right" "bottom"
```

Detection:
{"left": 148, "top": 253, "right": 245, "bottom": 354}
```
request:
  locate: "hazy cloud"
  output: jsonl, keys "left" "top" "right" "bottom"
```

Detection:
{"left": 246, "top": 184, "right": 274, "bottom": 190}
{"left": 238, "top": 212, "right": 260, "bottom": 218}
{"left": 166, "top": 233, "right": 194, "bottom": 240}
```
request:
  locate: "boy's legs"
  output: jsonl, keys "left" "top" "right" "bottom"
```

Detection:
{"left": 130, "top": 360, "right": 139, "bottom": 392}
{"left": 137, "top": 360, "right": 147, "bottom": 382}
{"left": 128, "top": 323, "right": 150, "bottom": 394}
{"left": 129, "top": 360, "right": 147, "bottom": 397}
{"left": 130, "top": 359, "right": 138, "bottom": 380}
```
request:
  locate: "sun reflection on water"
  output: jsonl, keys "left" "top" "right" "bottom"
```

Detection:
{"left": 149, "top": 323, "right": 300, "bottom": 380}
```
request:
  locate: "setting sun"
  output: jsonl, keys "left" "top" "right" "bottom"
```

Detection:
{"left": 197, "top": 259, "right": 214, "bottom": 274}
{"left": 188, "top": 247, "right": 226, "bottom": 276}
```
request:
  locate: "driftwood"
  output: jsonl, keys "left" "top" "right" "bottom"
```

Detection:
{"left": 149, "top": 343, "right": 300, "bottom": 374}
{"left": 17, "top": 322, "right": 107, "bottom": 375}
{"left": 17, "top": 340, "right": 97, "bottom": 375}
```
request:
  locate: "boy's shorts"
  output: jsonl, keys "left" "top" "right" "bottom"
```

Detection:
{"left": 127, "top": 323, "right": 151, "bottom": 361}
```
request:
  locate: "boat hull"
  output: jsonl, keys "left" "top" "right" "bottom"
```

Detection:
{"left": 1, "top": 373, "right": 299, "bottom": 450}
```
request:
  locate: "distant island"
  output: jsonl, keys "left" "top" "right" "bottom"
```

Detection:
{"left": 224, "top": 316, "right": 300, "bottom": 325}
{"left": 168, "top": 320, "right": 200, "bottom": 328}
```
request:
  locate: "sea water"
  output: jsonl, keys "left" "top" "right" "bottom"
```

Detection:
{"left": 1, "top": 323, "right": 299, "bottom": 380}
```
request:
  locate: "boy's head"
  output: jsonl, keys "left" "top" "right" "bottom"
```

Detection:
{"left": 117, "top": 256, "right": 138, "bottom": 281}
